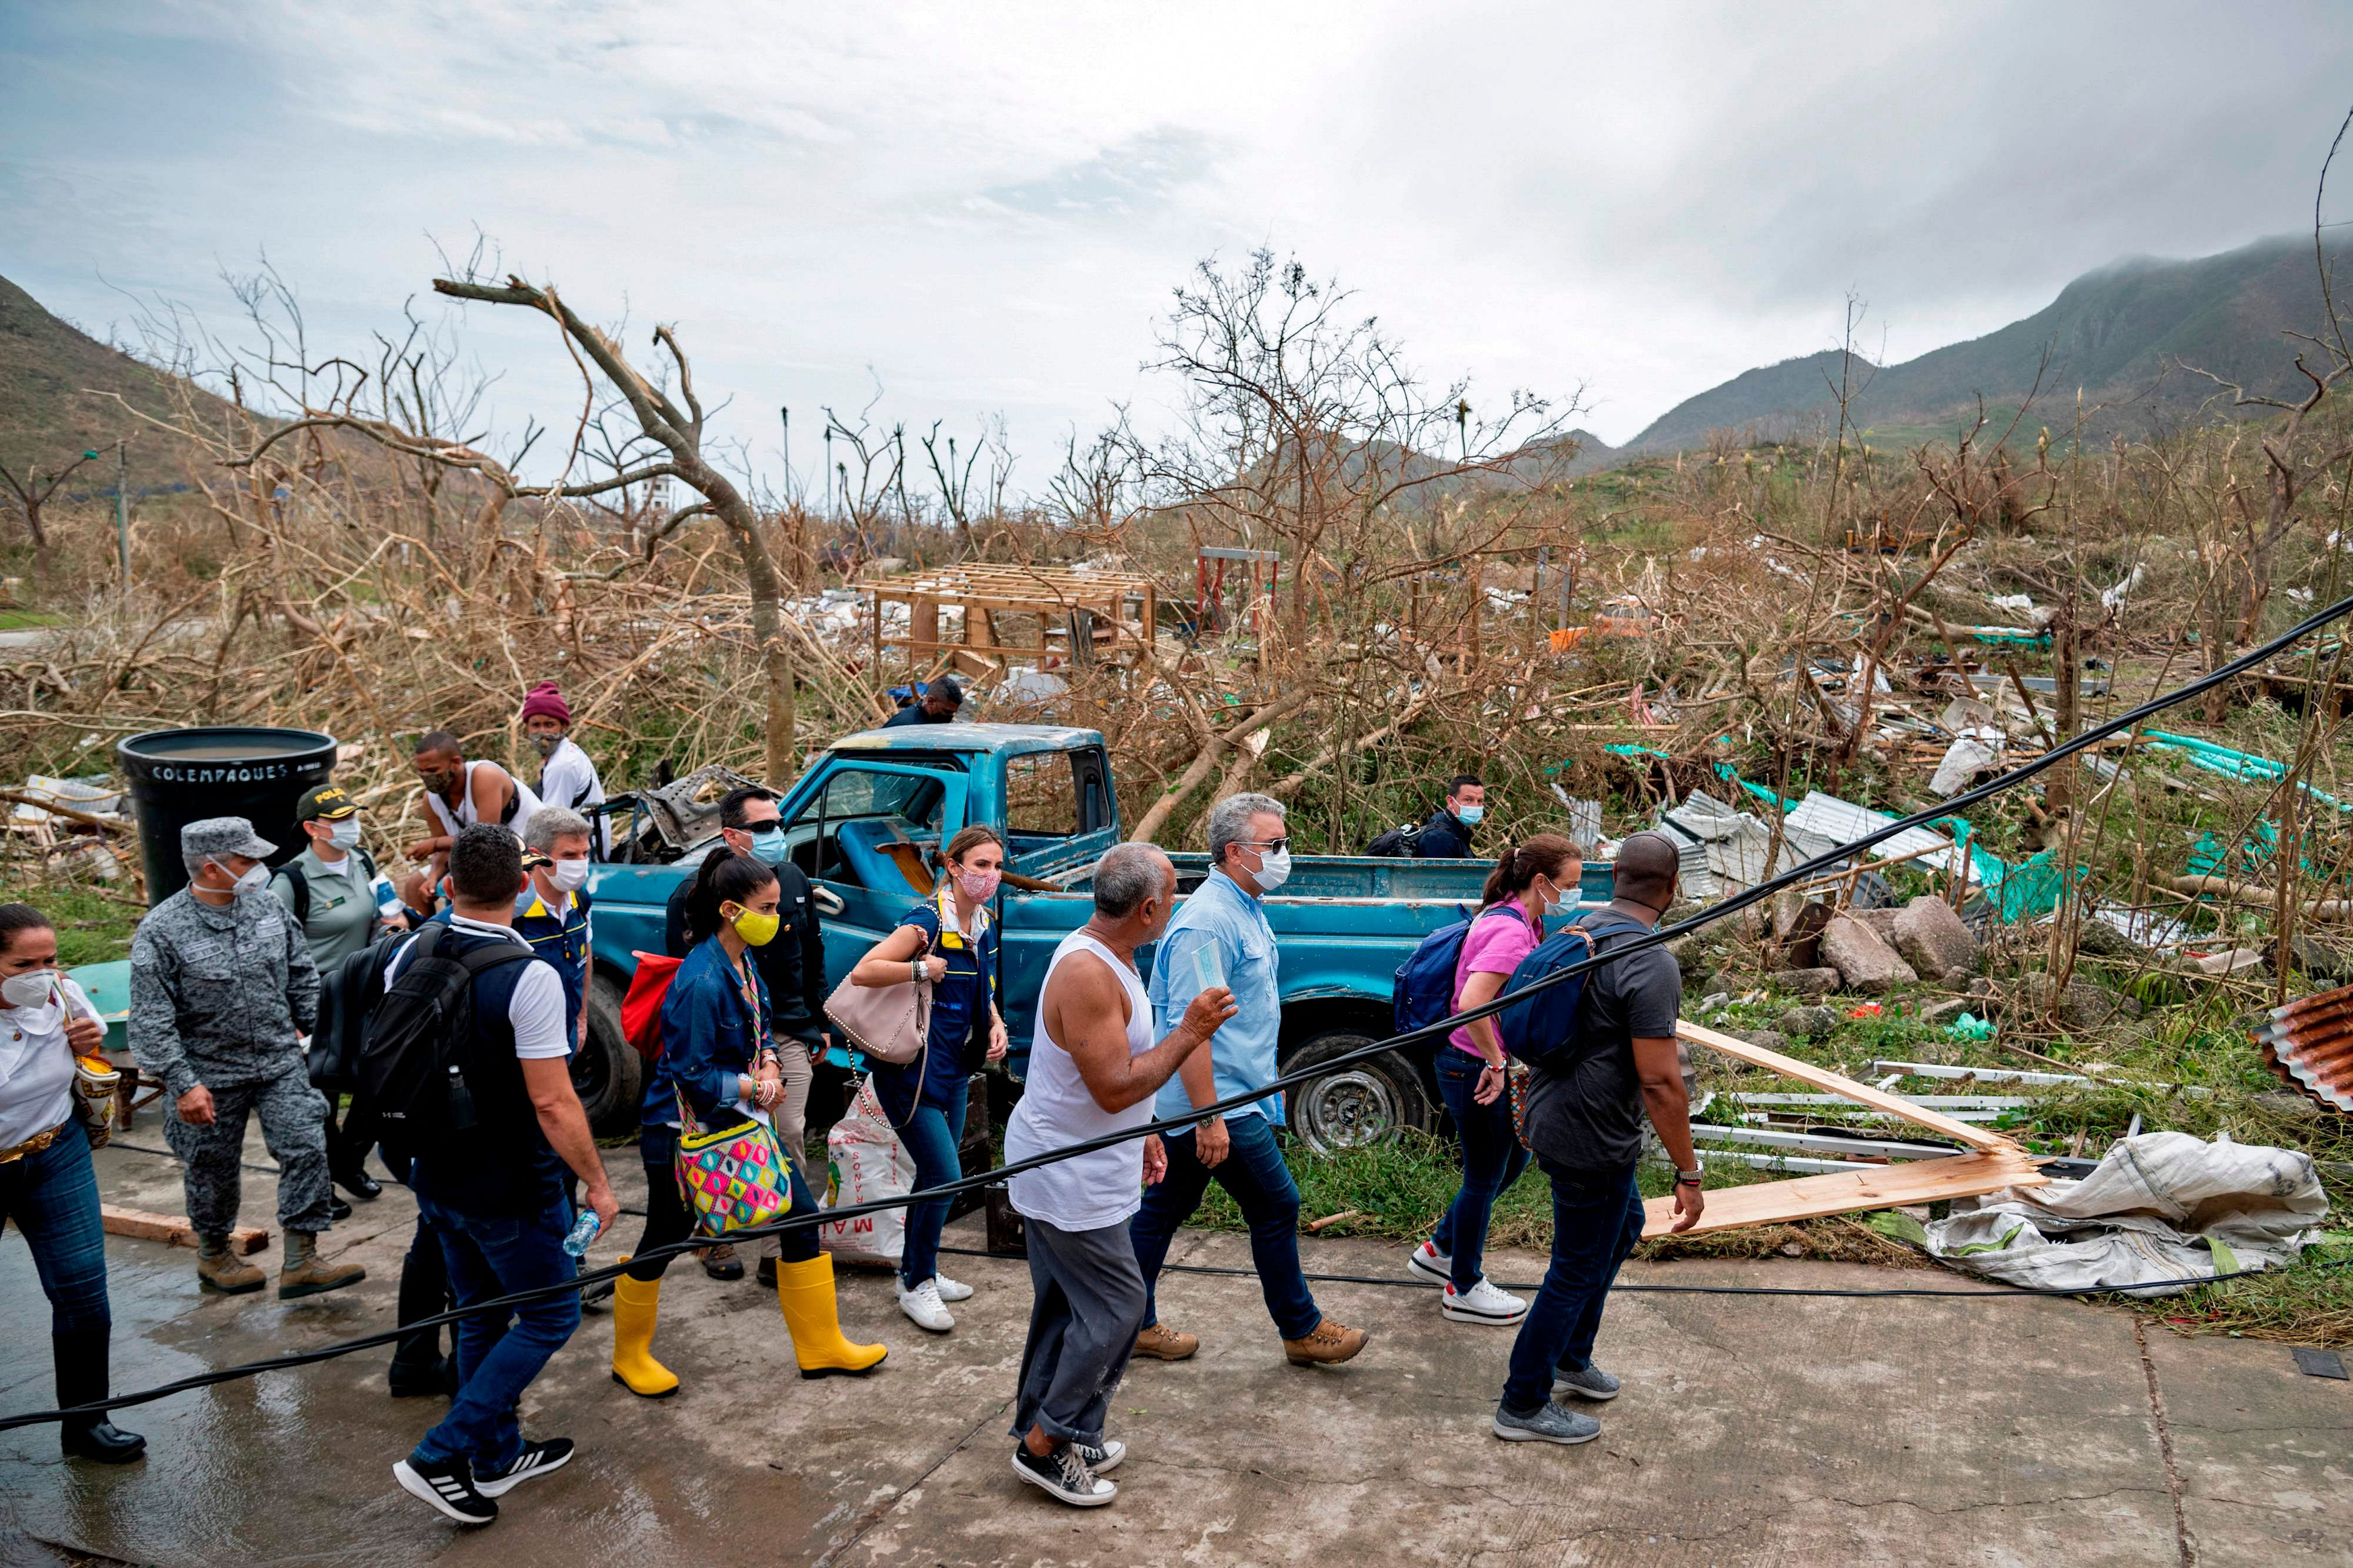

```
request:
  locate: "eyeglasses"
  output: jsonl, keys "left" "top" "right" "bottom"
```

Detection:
{"left": 1244, "top": 838, "right": 1291, "bottom": 855}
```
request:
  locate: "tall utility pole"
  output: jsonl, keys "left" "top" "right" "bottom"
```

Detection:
{"left": 823, "top": 427, "right": 834, "bottom": 520}
{"left": 112, "top": 442, "right": 129, "bottom": 599}
{"left": 779, "top": 406, "right": 792, "bottom": 504}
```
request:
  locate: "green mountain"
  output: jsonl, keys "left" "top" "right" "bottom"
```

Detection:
{"left": 1626, "top": 234, "right": 2352, "bottom": 453}
{"left": 0, "top": 273, "right": 222, "bottom": 489}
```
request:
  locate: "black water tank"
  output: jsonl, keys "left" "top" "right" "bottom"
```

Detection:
{"left": 116, "top": 727, "right": 337, "bottom": 904}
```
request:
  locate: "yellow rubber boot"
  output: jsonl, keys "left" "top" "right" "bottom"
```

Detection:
{"left": 775, "top": 1255, "right": 887, "bottom": 1378}
{"left": 609, "top": 1273, "right": 681, "bottom": 1398}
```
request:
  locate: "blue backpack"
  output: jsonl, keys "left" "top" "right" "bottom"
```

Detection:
{"left": 1393, "top": 905, "right": 1522, "bottom": 1037}
{"left": 1492, "top": 914, "right": 1651, "bottom": 1065}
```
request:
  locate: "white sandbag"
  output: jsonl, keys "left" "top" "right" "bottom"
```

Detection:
{"left": 1923, "top": 1132, "right": 2328, "bottom": 1295}
{"left": 818, "top": 1074, "right": 916, "bottom": 1266}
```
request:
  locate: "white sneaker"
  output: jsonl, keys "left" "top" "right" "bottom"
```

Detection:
{"left": 1440, "top": 1277, "right": 1528, "bottom": 1325}
{"left": 898, "top": 1278, "right": 955, "bottom": 1332}
{"left": 933, "top": 1273, "right": 975, "bottom": 1303}
{"left": 1405, "top": 1240, "right": 1451, "bottom": 1287}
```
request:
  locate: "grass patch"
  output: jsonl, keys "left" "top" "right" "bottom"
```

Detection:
{"left": 23, "top": 877, "right": 144, "bottom": 966}
{"left": 0, "top": 608, "right": 65, "bottom": 630}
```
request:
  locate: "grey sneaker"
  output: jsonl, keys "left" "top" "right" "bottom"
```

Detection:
{"left": 1554, "top": 1363, "right": 1621, "bottom": 1402}
{"left": 1013, "top": 1442, "right": 1116, "bottom": 1506}
{"left": 1492, "top": 1400, "right": 1601, "bottom": 1446}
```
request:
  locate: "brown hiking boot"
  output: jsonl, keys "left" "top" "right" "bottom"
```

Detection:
{"left": 1131, "top": 1323, "right": 1198, "bottom": 1361}
{"left": 700, "top": 1243, "right": 744, "bottom": 1282}
{"left": 1284, "top": 1319, "right": 1368, "bottom": 1367}
{"left": 278, "top": 1230, "right": 368, "bottom": 1300}
{"left": 196, "top": 1237, "right": 265, "bottom": 1296}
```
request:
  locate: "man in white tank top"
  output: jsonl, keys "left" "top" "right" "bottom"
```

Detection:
{"left": 401, "top": 729, "right": 543, "bottom": 906}
{"left": 1001, "top": 843, "right": 1235, "bottom": 1509}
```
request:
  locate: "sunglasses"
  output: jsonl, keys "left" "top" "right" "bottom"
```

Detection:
{"left": 1244, "top": 838, "right": 1291, "bottom": 855}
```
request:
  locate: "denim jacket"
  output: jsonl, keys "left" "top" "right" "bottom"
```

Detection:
{"left": 657, "top": 935, "right": 771, "bottom": 1126}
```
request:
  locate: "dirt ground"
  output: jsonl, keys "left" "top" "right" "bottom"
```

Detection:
{"left": 1, "top": 1127, "right": 2347, "bottom": 1567}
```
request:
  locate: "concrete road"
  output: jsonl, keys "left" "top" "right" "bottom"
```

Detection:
{"left": 1, "top": 1129, "right": 2345, "bottom": 1567}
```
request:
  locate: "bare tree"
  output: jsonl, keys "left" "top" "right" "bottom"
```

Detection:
{"left": 0, "top": 448, "right": 102, "bottom": 576}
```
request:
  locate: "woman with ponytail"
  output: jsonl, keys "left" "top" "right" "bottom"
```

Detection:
{"left": 610, "top": 848, "right": 885, "bottom": 1397}
{"left": 847, "top": 822, "right": 1011, "bottom": 1333}
{"left": 1406, "top": 833, "right": 1584, "bottom": 1327}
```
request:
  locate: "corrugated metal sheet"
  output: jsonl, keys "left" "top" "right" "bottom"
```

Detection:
{"left": 2250, "top": 982, "right": 2353, "bottom": 1114}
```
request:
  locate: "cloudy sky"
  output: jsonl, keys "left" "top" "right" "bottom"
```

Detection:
{"left": 4, "top": 2, "right": 2349, "bottom": 495}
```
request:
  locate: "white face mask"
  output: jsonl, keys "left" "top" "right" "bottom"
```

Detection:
{"left": 1252, "top": 846, "right": 1292, "bottom": 894}
{"left": 328, "top": 818, "right": 363, "bottom": 849}
{"left": 214, "top": 859, "right": 271, "bottom": 898}
{"left": 548, "top": 858, "right": 591, "bottom": 893}
{"left": 1, "top": 969, "right": 58, "bottom": 1009}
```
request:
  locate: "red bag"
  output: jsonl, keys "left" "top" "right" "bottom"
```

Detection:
{"left": 619, "top": 952, "right": 684, "bottom": 1059}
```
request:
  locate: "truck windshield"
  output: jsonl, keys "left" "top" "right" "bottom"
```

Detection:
{"left": 786, "top": 764, "right": 954, "bottom": 895}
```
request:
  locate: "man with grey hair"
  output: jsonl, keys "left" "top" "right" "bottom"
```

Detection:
{"left": 1126, "top": 793, "right": 1369, "bottom": 1368}
{"left": 514, "top": 806, "right": 595, "bottom": 1053}
{"left": 129, "top": 817, "right": 365, "bottom": 1300}
{"left": 1002, "top": 843, "right": 1236, "bottom": 1506}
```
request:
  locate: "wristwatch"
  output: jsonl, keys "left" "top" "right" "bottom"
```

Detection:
{"left": 1675, "top": 1163, "right": 1705, "bottom": 1186}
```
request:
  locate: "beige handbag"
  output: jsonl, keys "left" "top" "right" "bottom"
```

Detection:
{"left": 824, "top": 970, "right": 931, "bottom": 1066}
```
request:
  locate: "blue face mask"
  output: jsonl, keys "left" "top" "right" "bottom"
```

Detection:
{"left": 1456, "top": 803, "right": 1485, "bottom": 826}
{"left": 748, "top": 828, "right": 788, "bottom": 864}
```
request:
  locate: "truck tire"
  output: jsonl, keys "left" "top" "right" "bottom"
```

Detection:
{"left": 576, "top": 970, "right": 647, "bottom": 1136}
{"left": 1282, "top": 1030, "right": 1434, "bottom": 1155}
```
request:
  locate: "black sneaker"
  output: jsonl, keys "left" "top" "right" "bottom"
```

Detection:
{"left": 394, "top": 1455, "right": 498, "bottom": 1526}
{"left": 1012, "top": 1442, "right": 1115, "bottom": 1507}
{"left": 476, "top": 1437, "right": 575, "bottom": 1497}
{"left": 1072, "top": 1437, "right": 1125, "bottom": 1474}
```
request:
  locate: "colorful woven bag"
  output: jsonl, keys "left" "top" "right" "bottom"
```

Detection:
{"left": 672, "top": 1088, "right": 790, "bottom": 1237}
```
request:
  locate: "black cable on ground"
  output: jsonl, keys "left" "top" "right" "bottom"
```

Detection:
{"left": 9, "top": 592, "right": 2350, "bottom": 1433}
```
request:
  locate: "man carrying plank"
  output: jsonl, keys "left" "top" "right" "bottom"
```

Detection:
{"left": 1492, "top": 830, "right": 1701, "bottom": 1449}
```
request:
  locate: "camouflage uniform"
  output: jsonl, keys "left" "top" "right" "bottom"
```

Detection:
{"left": 129, "top": 823, "right": 331, "bottom": 1238}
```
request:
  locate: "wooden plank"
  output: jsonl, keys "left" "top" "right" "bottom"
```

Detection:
{"left": 1641, "top": 1147, "right": 2046, "bottom": 1238}
{"left": 102, "top": 1203, "right": 269, "bottom": 1255}
{"left": 1677, "top": 1019, "right": 2012, "bottom": 1152}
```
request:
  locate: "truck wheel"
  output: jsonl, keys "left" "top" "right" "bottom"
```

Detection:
{"left": 1283, "top": 1031, "right": 1432, "bottom": 1155}
{"left": 576, "top": 971, "right": 647, "bottom": 1136}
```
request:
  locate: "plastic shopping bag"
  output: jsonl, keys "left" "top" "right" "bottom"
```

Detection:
{"left": 819, "top": 1074, "right": 916, "bottom": 1266}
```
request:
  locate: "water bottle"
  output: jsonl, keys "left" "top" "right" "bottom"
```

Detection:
{"left": 562, "top": 1208, "right": 603, "bottom": 1258}
{"left": 445, "top": 1066, "right": 478, "bottom": 1133}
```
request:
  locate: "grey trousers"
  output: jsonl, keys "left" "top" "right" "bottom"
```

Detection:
{"left": 1009, "top": 1215, "right": 1148, "bottom": 1449}
{"left": 755, "top": 1043, "right": 814, "bottom": 1263}
{"left": 161, "top": 1066, "right": 335, "bottom": 1236}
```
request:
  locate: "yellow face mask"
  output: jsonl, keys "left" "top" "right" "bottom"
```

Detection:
{"left": 728, "top": 906, "right": 781, "bottom": 947}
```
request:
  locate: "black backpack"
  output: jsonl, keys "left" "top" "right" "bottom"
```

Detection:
{"left": 309, "top": 928, "right": 408, "bottom": 1095}
{"left": 358, "top": 923, "right": 534, "bottom": 1150}
{"left": 1365, "top": 822, "right": 1424, "bottom": 858}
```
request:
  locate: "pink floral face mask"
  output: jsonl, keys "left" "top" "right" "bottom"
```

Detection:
{"left": 955, "top": 867, "right": 1003, "bottom": 903}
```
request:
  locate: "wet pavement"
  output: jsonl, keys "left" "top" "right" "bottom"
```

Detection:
{"left": 2, "top": 1126, "right": 2348, "bottom": 1567}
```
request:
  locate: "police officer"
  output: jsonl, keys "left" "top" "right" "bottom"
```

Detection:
{"left": 129, "top": 818, "right": 366, "bottom": 1301}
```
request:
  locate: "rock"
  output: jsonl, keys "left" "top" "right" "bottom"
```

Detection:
{"left": 1777, "top": 1005, "right": 1837, "bottom": 1039}
{"left": 1967, "top": 977, "right": 2001, "bottom": 999}
{"left": 1854, "top": 907, "right": 1902, "bottom": 941}
{"left": 2288, "top": 934, "right": 2353, "bottom": 982}
{"left": 2072, "top": 919, "right": 2149, "bottom": 960}
{"left": 1768, "top": 966, "right": 1841, "bottom": 996}
{"left": 1940, "top": 965, "right": 1975, "bottom": 990}
{"left": 2016, "top": 972, "right": 2142, "bottom": 1029}
{"left": 1921, "top": 997, "right": 1972, "bottom": 1027}
{"left": 1732, "top": 1029, "right": 1788, "bottom": 1053}
{"left": 1891, "top": 895, "right": 1978, "bottom": 979}
{"left": 1819, "top": 914, "right": 1918, "bottom": 994}
{"left": 1684, "top": 969, "right": 1731, "bottom": 999}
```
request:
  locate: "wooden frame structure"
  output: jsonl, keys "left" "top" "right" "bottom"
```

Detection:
{"left": 859, "top": 565, "right": 1158, "bottom": 679}
{"left": 1641, "top": 1019, "right": 2049, "bottom": 1239}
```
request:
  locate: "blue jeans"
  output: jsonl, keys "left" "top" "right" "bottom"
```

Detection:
{"left": 869, "top": 1070, "right": 968, "bottom": 1290}
{"left": 411, "top": 1193, "right": 582, "bottom": 1474}
{"left": 1129, "top": 1114, "right": 1320, "bottom": 1340}
{"left": 0, "top": 1126, "right": 110, "bottom": 1334}
{"left": 1499, "top": 1159, "right": 1645, "bottom": 1414}
{"left": 1429, "top": 1049, "right": 1531, "bottom": 1293}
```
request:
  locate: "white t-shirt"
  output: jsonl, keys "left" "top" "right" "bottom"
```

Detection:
{"left": 1005, "top": 930, "right": 1155, "bottom": 1232}
{"left": 536, "top": 736, "right": 605, "bottom": 819}
{"left": 384, "top": 915, "right": 568, "bottom": 1059}
{"left": 424, "top": 760, "right": 544, "bottom": 846}
{"left": 0, "top": 973, "right": 100, "bottom": 1148}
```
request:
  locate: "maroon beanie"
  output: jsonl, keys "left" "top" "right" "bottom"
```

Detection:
{"left": 520, "top": 680, "right": 571, "bottom": 726}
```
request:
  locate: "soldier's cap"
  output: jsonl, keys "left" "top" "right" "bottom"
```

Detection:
{"left": 181, "top": 816, "right": 276, "bottom": 861}
{"left": 295, "top": 785, "right": 359, "bottom": 822}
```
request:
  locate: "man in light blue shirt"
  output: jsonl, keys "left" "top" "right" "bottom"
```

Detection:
{"left": 1127, "top": 793, "right": 1368, "bottom": 1369}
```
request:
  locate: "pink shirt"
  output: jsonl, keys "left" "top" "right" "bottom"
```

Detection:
{"left": 1448, "top": 898, "right": 1544, "bottom": 1056}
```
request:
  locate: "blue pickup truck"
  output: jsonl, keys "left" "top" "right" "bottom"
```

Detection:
{"left": 575, "top": 724, "right": 1612, "bottom": 1150}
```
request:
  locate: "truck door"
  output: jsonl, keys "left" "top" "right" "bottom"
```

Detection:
{"left": 774, "top": 760, "right": 970, "bottom": 1020}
